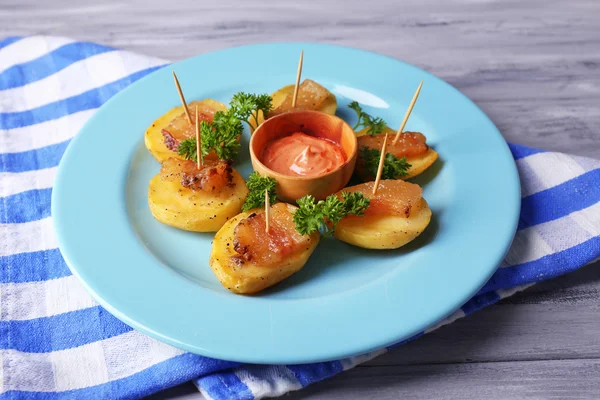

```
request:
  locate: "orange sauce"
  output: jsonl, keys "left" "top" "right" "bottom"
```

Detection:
{"left": 261, "top": 132, "right": 346, "bottom": 177}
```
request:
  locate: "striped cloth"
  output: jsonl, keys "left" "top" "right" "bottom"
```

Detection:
{"left": 1, "top": 36, "right": 599, "bottom": 400}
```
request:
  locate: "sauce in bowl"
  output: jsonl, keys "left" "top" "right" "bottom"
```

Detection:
{"left": 261, "top": 132, "right": 346, "bottom": 177}
{"left": 249, "top": 110, "right": 357, "bottom": 202}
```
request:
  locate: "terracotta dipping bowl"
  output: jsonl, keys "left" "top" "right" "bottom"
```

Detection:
{"left": 249, "top": 110, "right": 357, "bottom": 203}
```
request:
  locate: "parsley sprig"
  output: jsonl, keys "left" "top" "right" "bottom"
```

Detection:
{"left": 230, "top": 92, "right": 272, "bottom": 131}
{"left": 178, "top": 109, "right": 243, "bottom": 162}
{"left": 360, "top": 146, "right": 412, "bottom": 179}
{"left": 177, "top": 137, "right": 198, "bottom": 162}
{"left": 178, "top": 91, "right": 273, "bottom": 162}
{"left": 208, "top": 110, "right": 243, "bottom": 160}
{"left": 242, "top": 172, "right": 278, "bottom": 212}
{"left": 293, "top": 192, "right": 370, "bottom": 236}
{"left": 349, "top": 101, "right": 386, "bottom": 136}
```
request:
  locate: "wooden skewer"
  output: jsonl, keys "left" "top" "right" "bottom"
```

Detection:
{"left": 291, "top": 50, "right": 304, "bottom": 108}
{"left": 265, "top": 189, "right": 271, "bottom": 233}
{"left": 392, "top": 80, "right": 423, "bottom": 145}
{"left": 172, "top": 71, "right": 192, "bottom": 124}
{"left": 372, "top": 133, "right": 389, "bottom": 196}
{"left": 195, "top": 105, "right": 202, "bottom": 169}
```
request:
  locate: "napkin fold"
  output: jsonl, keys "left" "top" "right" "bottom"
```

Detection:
{"left": 0, "top": 36, "right": 599, "bottom": 400}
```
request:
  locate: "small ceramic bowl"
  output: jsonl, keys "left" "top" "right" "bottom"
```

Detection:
{"left": 249, "top": 110, "right": 358, "bottom": 202}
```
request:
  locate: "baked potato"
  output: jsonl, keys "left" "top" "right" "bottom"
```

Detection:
{"left": 144, "top": 99, "right": 227, "bottom": 163}
{"left": 148, "top": 158, "right": 248, "bottom": 232}
{"left": 334, "top": 180, "right": 432, "bottom": 249}
{"left": 249, "top": 79, "right": 337, "bottom": 130}
{"left": 355, "top": 126, "right": 438, "bottom": 180}
{"left": 210, "top": 203, "right": 320, "bottom": 294}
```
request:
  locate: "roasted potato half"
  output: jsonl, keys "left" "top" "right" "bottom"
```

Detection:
{"left": 148, "top": 160, "right": 248, "bottom": 232}
{"left": 210, "top": 203, "right": 320, "bottom": 294}
{"left": 356, "top": 126, "right": 438, "bottom": 180}
{"left": 334, "top": 180, "right": 432, "bottom": 249}
{"left": 144, "top": 99, "right": 227, "bottom": 163}
{"left": 335, "top": 199, "right": 432, "bottom": 249}
{"left": 249, "top": 80, "right": 337, "bottom": 130}
{"left": 271, "top": 82, "right": 337, "bottom": 115}
{"left": 401, "top": 148, "right": 439, "bottom": 179}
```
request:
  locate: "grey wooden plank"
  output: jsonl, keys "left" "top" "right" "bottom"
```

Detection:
{"left": 146, "top": 384, "right": 202, "bottom": 400}
{"left": 285, "top": 358, "right": 600, "bottom": 400}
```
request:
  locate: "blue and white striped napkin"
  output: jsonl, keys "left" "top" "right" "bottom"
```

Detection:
{"left": 1, "top": 36, "right": 599, "bottom": 400}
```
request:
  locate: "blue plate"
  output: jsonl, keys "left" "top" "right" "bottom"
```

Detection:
{"left": 52, "top": 43, "right": 520, "bottom": 364}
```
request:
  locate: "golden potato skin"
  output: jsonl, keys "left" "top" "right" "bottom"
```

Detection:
{"left": 355, "top": 126, "right": 438, "bottom": 180}
{"left": 148, "top": 168, "right": 248, "bottom": 232}
{"left": 403, "top": 148, "right": 439, "bottom": 179}
{"left": 144, "top": 99, "right": 227, "bottom": 163}
{"left": 249, "top": 84, "right": 337, "bottom": 130}
{"left": 271, "top": 84, "right": 337, "bottom": 115}
{"left": 334, "top": 199, "right": 432, "bottom": 249}
{"left": 210, "top": 204, "right": 320, "bottom": 294}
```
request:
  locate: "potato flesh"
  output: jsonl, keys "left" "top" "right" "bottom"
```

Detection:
{"left": 355, "top": 126, "right": 438, "bottom": 180}
{"left": 148, "top": 167, "right": 248, "bottom": 232}
{"left": 334, "top": 199, "right": 432, "bottom": 249}
{"left": 341, "top": 180, "right": 424, "bottom": 217}
{"left": 233, "top": 203, "right": 312, "bottom": 266}
{"left": 334, "top": 180, "right": 432, "bottom": 250}
{"left": 402, "top": 148, "right": 439, "bottom": 179}
{"left": 160, "top": 158, "right": 234, "bottom": 193}
{"left": 144, "top": 99, "right": 227, "bottom": 163}
{"left": 249, "top": 81, "right": 337, "bottom": 130}
{"left": 269, "top": 79, "right": 335, "bottom": 117}
{"left": 164, "top": 102, "right": 221, "bottom": 144}
{"left": 210, "top": 204, "right": 320, "bottom": 294}
{"left": 272, "top": 83, "right": 337, "bottom": 115}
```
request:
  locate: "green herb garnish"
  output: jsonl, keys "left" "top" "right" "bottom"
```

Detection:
{"left": 242, "top": 172, "right": 278, "bottom": 212}
{"left": 360, "top": 146, "right": 411, "bottom": 179}
{"left": 230, "top": 92, "right": 273, "bottom": 131}
{"left": 177, "top": 109, "right": 242, "bottom": 162}
{"left": 349, "top": 101, "right": 386, "bottom": 136}
{"left": 178, "top": 92, "right": 273, "bottom": 161}
{"left": 177, "top": 137, "right": 198, "bottom": 162}
{"left": 208, "top": 110, "right": 243, "bottom": 160}
{"left": 293, "top": 192, "right": 370, "bottom": 236}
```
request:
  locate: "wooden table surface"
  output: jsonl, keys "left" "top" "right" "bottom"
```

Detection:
{"left": 2, "top": 0, "right": 599, "bottom": 398}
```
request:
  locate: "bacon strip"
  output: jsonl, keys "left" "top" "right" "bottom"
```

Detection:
{"left": 341, "top": 180, "right": 423, "bottom": 218}
{"left": 160, "top": 158, "right": 234, "bottom": 192}
{"left": 358, "top": 131, "right": 428, "bottom": 158}
{"left": 232, "top": 204, "right": 311, "bottom": 267}
{"left": 162, "top": 129, "right": 179, "bottom": 151}
{"left": 269, "top": 79, "right": 330, "bottom": 117}
{"left": 162, "top": 100, "right": 220, "bottom": 149}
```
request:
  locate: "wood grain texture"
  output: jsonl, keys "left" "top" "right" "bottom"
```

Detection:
{"left": 2, "top": 0, "right": 599, "bottom": 399}
{"left": 286, "top": 359, "right": 600, "bottom": 400}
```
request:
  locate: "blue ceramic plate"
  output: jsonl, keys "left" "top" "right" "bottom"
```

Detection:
{"left": 52, "top": 43, "right": 519, "bottom": 364}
